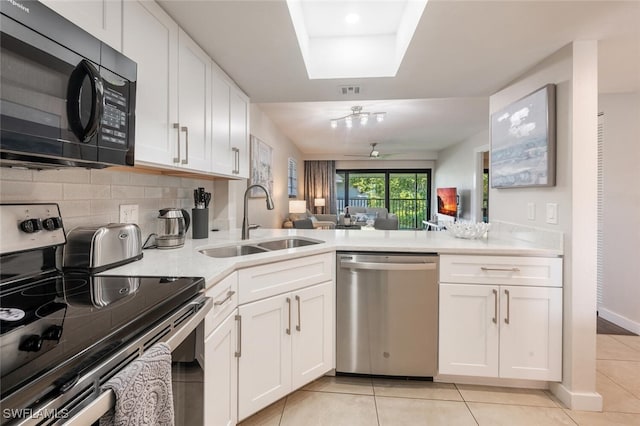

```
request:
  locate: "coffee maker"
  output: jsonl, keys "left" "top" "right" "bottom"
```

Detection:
{"left": 156, "top": 208, "right": 190, "bottom": 249}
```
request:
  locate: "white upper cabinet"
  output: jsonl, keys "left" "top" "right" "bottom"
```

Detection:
{"left": 211, "top": 65, "right": 249, "bottom": 178}
{"left": 122, "top": 0, "right": 178, "bottom": 166}
{"left": 123, "top": 2, "right": 212, "bottom": 172}
{"left": 177, "top": 28, "right": 211, "bottom": 172}
{"left": 40, "top": 0, "right": 122, "bottom": 50}
{"left": 211, "top": 72, "right": 232, "bottom": 174}
{"left": 229, "top": 88, "right": 249, "bottom": 178}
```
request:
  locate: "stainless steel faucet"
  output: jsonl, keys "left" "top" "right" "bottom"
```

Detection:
{"left": 242, "top": 184, "right": 274, "bottom": 239}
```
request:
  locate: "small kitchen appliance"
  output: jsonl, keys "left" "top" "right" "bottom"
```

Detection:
{"left": 156, "top": 208, "right": 191, "bottom": 249}
{"left": 63, "top": 223, "right": 143, "bottom": 272}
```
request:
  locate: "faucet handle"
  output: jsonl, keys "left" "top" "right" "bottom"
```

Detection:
{"left": 248, "top": 224, "right": 261, "bottom": 230}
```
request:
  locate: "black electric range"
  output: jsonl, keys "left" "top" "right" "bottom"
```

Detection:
{"left": 0, "top": 204, "right": 204, "bottom": 425}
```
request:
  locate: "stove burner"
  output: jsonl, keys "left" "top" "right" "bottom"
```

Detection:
{"left": 20, "top": 278, "right": 87, "bottom": 297}
{"left": 0, "top": 308, "right": 26, "bottom": 322}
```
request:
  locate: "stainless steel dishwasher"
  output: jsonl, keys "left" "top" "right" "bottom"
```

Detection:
{"left": 336, "top": 252, "right": 438, "bottom": 377}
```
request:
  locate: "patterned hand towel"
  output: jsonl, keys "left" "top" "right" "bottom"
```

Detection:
{"left": 100, "top": 342, "right": 174, "bottom": 426}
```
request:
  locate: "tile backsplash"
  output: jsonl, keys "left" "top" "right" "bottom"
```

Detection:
{"left": 0, "top": 167, "right": 215, "bottom": 239}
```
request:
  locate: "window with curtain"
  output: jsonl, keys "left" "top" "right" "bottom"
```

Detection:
{"left": 304, "top": 160, "right": 337, "bottom": 214}
{"left": 288, "top": 157, "right": 297, "bottom": 198}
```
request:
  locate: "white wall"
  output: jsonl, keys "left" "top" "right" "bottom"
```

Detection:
{"left": 434, "top": 129, "right": 489, "bottom": 221}
{"left": 599, "top": 92, "right": 640, "bottom": 332}
{"left": 228, "top": 104, "right": 304, "bottom": 229}
{"left": 489, "top": 42, "right": 601, "bottom": 410}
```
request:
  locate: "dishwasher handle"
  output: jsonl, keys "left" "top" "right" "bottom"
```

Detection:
{"left": 340, "top": 259, "right": 437, "bottom": 271}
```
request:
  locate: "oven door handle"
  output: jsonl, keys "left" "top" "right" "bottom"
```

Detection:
{"left": 63, "top": 297, "right": 213, "bottom": 426}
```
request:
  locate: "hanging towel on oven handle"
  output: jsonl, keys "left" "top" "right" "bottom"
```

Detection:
{"left": 99, "top": 342, "right": 174, "bottom": 426}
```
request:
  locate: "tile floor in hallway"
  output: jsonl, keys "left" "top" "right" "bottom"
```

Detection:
{"left": 239, "top": 334, "right": 640, "bottom": 426}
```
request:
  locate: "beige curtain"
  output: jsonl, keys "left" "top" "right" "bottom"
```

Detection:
{"left": 304, "top": 160, "right": 337, "bottom": 215}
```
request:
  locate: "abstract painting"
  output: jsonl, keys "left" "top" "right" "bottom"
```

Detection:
{"left": 250, "top": 135, "right": 273, "bottom": 197}
{"left": 490, "top": 84, "right": 556, "bottom": 188}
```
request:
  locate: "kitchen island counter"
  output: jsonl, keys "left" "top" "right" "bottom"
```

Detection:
{"left": 103, "top": 225, "right": 563, "bottom": 289}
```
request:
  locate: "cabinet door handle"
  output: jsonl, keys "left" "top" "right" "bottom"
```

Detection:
{"left": 173, "top": 123, "right": 181, "bottom": 163}
{"left": 181, "top": 126, "right": 189, "bottom": 164}
{"left": 504, "top": 289, "right": 510, "bottom": 324}
{"left": 492, "top": 289, "right": 498, "bottom": 324}
{"left": 295, "top": 295, "right": 301, "bottom": 332}
{"left": 232, "top": 147, "right": 239, "bottom": 174}
{"left": 286, "top": 297, "right": 291, "bottom": 335}
{"left": 481, "top": 267, "right": 520, "bottom": 272}
{"left": 235, "top": 314, "right": 241, "bottom": 357}
{"left": 214, "top": 290, "right": 235, "bottom": 306}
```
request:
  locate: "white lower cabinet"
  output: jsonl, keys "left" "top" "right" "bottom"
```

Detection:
{"left": 204, "top": 310, "right": 238, "bottom": 426}
{"left": 439, "top": 257, "right": 563, "bottom": 382}
{"left": 237, "top": 281, "right": 333, "bottom": 421}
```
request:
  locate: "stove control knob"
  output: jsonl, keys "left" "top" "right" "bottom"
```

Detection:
{"left": 42, "top": 217, "right": 63, "bottom": 231}
{"left": 20, "top": 219, "right": 43, "bottom": 234}
{"left": 42, "top": 325, "right": 63, "bottom": 341}
{"left": 19, "top": 334, "right": 43, "bottom": 352}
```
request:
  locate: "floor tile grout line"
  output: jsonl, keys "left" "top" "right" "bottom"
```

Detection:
{"left": 609, "top": 334, "right": 640, "bottom": 352}
{"left": 597, "top": 359, "right": 640, "bottom": 399}
{"left": 455, "top": 384, "right": 480, "bottom": 426}
{"left": 371, "top": 381, "right": 381, "bottom": 426}
{"left": 277, "top": 394, "right": 288, "bottom": 426}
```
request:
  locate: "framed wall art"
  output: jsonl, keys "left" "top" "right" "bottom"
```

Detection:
{"left": 250, "top": 135, "right": 273, "bottom": 197}
{"left": 490, "top": 84, "right": 556, "bottom": 188}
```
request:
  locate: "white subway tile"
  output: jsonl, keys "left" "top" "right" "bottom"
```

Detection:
{"left": 63, "top": 184, "right": 110, "bottom": 200}
{"left": 1, "top": 167, "right": 33, "bottom": 181}
{"left": 57, "top": 200, "right": 91, "bottom": 218}
{"left": 111, "top": 185, "right": 145, "bottom": 199}
{"left": 0, "top": 181, "right": 63, "bottom": 201}
{"left": 90, "top": 199, "right": 119, "bottom": 216}
{"left": 133, "top": 173, "right": 159, "bottom": 186}
{"left": 144, "top": 187, "right": 163, "bottom": 198}
{"left": 34, "top": 169, "right": 90, "bottom": 183}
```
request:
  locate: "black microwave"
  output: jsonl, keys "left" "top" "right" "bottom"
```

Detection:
{"left": 0, "top": 0, "right": 136, "bottom": 169}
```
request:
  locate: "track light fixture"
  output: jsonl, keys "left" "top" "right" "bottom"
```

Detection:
{"left": 330, "top": 106, "right": 386, "bottom": 129}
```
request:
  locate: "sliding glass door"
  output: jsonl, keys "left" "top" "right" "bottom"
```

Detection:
{"left": 336, "top": 169, "right": 431, "bottom": 229}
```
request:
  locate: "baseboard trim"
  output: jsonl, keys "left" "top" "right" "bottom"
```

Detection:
{"left": 549, "top": 382, "right": 602, "bottom": 411}
{"left": 434, "top": 374, "right": 548, "bottom": 390}
{"left": 598, "top": 307, "right": 640, "bottom": 335}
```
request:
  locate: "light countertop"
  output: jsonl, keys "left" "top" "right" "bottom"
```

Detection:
{"left": 102, "top": 228, "right": 563, "bottom": 289}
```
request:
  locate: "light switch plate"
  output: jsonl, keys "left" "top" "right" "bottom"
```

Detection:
{"left": 546, "top": 203, "right": 558, "bottom": 224}
{"left": 119, "top": 204, "right": 139, "bottom": 224}
{"left": 527, "top": 202, "right": 536, "bottom": 220}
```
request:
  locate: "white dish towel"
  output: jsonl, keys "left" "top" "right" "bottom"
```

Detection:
{"left": 100, "top": 342, "right": 174, "bottom": 426}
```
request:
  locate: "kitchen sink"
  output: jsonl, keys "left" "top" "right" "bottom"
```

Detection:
{"left": 199, "top": 244, "right": 267, "bottom": 258}
{"left": 199, "top": 237, "right": 323, "bottom": 258}
{"left": 257, "top": 237, "right": 323, "bottom": 251}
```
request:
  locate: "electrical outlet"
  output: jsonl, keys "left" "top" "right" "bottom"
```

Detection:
{"left": 119, "top": 204, "right": 139, "bottom": 224}
{"left": 527, "top": 202, "right": 536, "bottom": 220}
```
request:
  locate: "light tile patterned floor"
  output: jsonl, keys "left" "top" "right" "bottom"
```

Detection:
{"left": 239, "top": 334, "right": 640, "bottom": 425}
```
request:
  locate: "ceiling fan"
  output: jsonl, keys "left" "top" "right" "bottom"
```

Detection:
{"left": 344, "top": 143, "right": 391, "bottom": 159}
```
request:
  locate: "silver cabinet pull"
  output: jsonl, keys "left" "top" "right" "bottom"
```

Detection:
{"left": 286, "top": 297, "right": 291, "bottom": 335}
{"left": 173, "top": 123, "right": 181, "bottom": 163}
{"left": 235, "top": 314, "right": 241, "bottom": 357}
{"left": 492, "top": 289, "right": 498, "bottom": 324}
{"left": 504, "top": 289, "right": 510, "bottom": 324}
{"left": 214, "top": 290, "right": 235, "bottom": 306}
{"left": 232, "top": 147, "right": 240, "bottom": 174}
{"left": 181, "top": 126, "right": 189, "bottom": 164}
{"left": 295, "top": 295, "right": 301, "bottom": 332}
{"left": 481, "top": 267, "right": 520, "bottom": 272}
